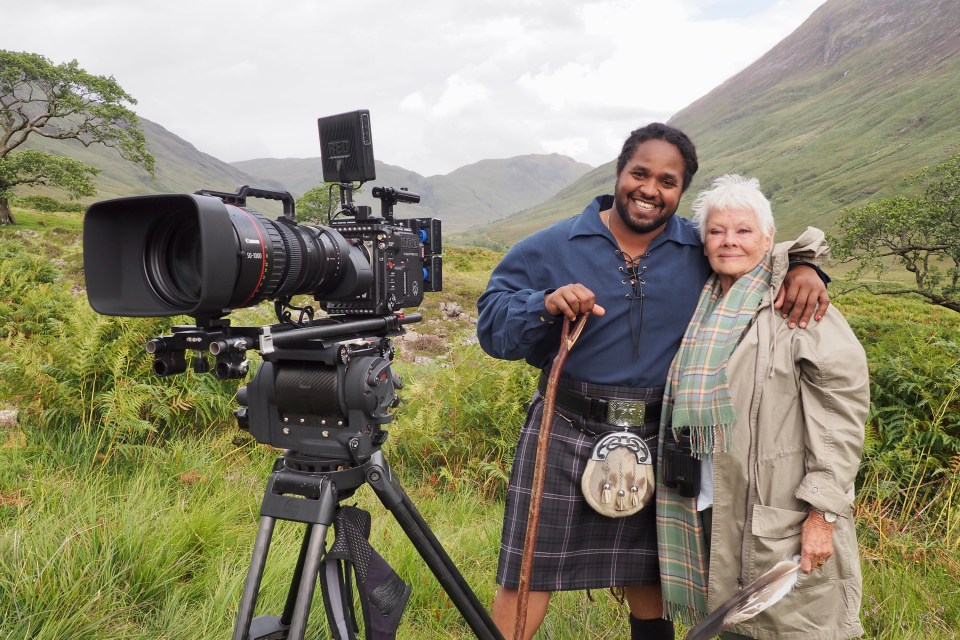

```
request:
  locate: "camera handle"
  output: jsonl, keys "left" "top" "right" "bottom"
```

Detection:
{"left": 196, "top": 185, "right": 297, "bottom": 221}
{"left": 232, "top": 450, "right": 504, "bottom": 640}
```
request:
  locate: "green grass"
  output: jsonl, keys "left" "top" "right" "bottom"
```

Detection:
{"left": 2, "top": 205, "right": 83, "bottom": 235}
{"left": 0, "top": 426, "right": 640, "bottom": 639}
{"left": 0, "top": 432, "right": 256, "bottom": 639}
{"left": 3, "top": 425, "right": 955, "bottom": 638}
{"left": 860, "top": 556, "right": 960, "bottom": 639}
{"left": 857, "top": 476, "right": 960, "bottom": 639}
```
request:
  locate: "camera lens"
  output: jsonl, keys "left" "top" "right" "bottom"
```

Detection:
{"left": 229, "top": 209, "right": 372, "bottom": 308}
{"left": 141, "top": 201, "right": 374, "bottom": 315}
{"left": 145, "top": 207, "right": 204, "bottom": 308}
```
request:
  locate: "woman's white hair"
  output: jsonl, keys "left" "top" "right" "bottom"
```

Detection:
{"left": 691, "top": 174, "right": 776, "bottom": 241}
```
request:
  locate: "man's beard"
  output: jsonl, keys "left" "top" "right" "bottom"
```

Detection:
{"left": 614, "top": 197, "right": 674, "bottom": 235}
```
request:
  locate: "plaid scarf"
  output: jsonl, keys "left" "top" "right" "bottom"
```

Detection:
{"left": 656, "top": 257, "right": 773, "bottom": 623}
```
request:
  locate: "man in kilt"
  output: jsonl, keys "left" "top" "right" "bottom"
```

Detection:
{"left": 476, "top": 123, "right": 829, "bottom": 640}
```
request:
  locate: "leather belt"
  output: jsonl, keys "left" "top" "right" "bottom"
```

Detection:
{"left": 538, "top": 375, "right": 661, "bottom": 428}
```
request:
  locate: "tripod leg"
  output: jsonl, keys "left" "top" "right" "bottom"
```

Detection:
{"left": 366, "top": 454, "right": 504, "bottom": 640}
{"left": 286, "top": 520, "right": 331, "bottom": 640}
{"left": 233, "top": 515, "right": 277, "bottom": 640}
{"left": 281, "top": 523, "right": 316, "bottom": 625}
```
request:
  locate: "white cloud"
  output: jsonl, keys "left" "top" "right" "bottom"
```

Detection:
{"left": 3, "top": 0, "right": 826, "bottom": 176}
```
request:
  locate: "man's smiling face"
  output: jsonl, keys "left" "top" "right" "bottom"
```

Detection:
{"left": 613, "top": 138, "right": 685, "bottom": 235}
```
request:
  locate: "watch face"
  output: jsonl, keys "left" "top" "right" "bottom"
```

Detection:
{"left": 822, "top": 511, "right": 838, "bottom": 523}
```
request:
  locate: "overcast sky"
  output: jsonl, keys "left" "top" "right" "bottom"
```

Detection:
{"left": 7, "top": 0, "right": 826, "bottom": 177}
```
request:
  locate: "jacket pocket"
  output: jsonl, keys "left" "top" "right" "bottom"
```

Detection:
{"left": 749, "top": 504, "right": 806, "bottom": 586}
{"left": 751, "top": 504, "right": 806, "bottom": 538}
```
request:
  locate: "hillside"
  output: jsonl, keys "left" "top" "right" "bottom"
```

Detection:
{"left": 453, "top": 0, "right": 960, "bottom": 249}
{"left": 18, "top": 119, "right": 296, "bottom": 217}
{"left": 16, "top": 116, "right": 591, "bottom": 231}
{"left": 232, "top": 153, "right": 593, "bottom": 233}
{"left": 22, "top": 119, "right": 284, "bottom": 201}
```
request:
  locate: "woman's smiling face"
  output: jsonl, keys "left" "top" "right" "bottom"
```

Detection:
{"left": 703, "top": 207, "right": 772, "bottom": 291}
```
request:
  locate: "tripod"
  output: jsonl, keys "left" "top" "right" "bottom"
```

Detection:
{"left": 231, "top": 447, "right": 504, "bottom": 640}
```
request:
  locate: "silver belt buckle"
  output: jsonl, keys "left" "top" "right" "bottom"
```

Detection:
{"left": 605, "top": 400, "right": 646, "bottom": 427}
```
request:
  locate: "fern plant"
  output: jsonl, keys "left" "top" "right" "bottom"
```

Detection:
{"left": 0, "top": 237, "right": 238, "bottom": 461}
{"left": 390, "top": 344, "right": 537, "bottom": 496}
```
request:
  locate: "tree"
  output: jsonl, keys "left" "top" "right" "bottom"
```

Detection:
{"left": 295, "top": 183, "right": 359, "bottom": 223}
{"left": 833, "top": 154, "right": 960, "bottom": 312}
{"left": 295, "top": 184, "right": 336, "bottom": 223}
{"left": 0, "top": 50, "right": 155, "bottom": 224}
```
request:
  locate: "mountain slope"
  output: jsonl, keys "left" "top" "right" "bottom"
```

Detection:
{"left": 454, "top": 0, "right": 960, "bottom": 248}
{"left": 18, "top": 120, "right": 591, "bottom": 231}
{"left": 232, "top": 153, "right": 593, "bottom": 232}
{"left": 22, "top": 119, "right": 284, "bottom": 201}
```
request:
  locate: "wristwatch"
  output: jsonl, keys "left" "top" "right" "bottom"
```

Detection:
{"left": 814, "top": 509, "right": 838, "bottom": 523}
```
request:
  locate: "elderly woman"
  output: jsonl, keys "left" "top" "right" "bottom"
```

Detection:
{"left": 655, "top": 175, "right": 868, "bottom": 639}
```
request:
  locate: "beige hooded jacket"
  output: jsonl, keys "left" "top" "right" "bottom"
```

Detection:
{"left": 707, "top": 227, "right": 869, "bottom": 639}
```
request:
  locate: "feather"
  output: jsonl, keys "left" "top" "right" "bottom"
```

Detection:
{"left": 685, "top": 556, "right": 800, "bottom": 640}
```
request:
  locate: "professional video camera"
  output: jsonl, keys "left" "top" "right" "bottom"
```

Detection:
{"left": 84, "top": 109, "right": 444, "bottom": 459}
{"left": 82, "top": 111, "right": 502, "bottom": 640}
{"left": 85, "top": 110, "right": 441, "bottom": 323}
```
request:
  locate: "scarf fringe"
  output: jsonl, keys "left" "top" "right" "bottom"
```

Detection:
{"left": 663, "top": 601, "right": 707, "bottom": 626}
{"left": 687, "top": 423, "right": 734, "bottom": 457}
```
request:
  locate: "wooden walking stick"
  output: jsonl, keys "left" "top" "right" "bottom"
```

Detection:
{"left": 514, "top": 314, "right": 589, "bottom": 640}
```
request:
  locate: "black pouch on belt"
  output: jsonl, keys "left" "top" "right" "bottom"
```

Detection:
{"left": 662, "top": 427, "right": 701, "bottom": 498}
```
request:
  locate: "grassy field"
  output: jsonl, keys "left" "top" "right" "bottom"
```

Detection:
{"left": 1, "top": 206, "right": 958, "bottom": 638}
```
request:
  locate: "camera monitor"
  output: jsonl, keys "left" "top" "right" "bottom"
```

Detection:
{"left": 319, "top": 110, "right": 376, "bottom": 183}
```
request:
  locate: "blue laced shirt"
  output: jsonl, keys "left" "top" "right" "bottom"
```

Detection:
{"left": 477, "top": 195, "right": 712, "bottom": 388}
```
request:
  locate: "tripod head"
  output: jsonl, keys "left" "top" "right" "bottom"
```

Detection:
{"left": 149, "top": 312, "right": 420, "bottom": 466}
{"left": 236, "top": 318, "right": 410, "bottom": 466}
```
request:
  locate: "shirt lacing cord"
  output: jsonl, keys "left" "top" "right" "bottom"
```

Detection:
{"left": 615, "top": 249, "right": 649, "bottom": 355}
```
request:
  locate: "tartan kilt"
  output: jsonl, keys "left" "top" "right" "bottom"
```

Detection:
{"left": 496, "top": 382, "right": 663, "bottom": 592}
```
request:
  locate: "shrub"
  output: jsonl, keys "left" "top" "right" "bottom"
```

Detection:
{"left": 839, "top": 293, "right": 960, "bottom": 490}
{"left": 389, "top": 344, "right": 537, "bottom": 497}
{"left": 13, "top": 195, "right": 86, "bottom": 213}
{"left": 0, "top": 238, "right": 238, "bottom": 459}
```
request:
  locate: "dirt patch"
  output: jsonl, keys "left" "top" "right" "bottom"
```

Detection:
{"left": 0, "top": 491, "right": 29, "bottom": 507}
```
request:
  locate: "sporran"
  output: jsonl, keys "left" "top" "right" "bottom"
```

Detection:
{"left": 581, "top": 431, "right": 654, "bottom": 518}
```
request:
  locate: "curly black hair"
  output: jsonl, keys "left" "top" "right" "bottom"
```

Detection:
{"left": 615, "top": 123, "right": 699, "bottom": 192}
